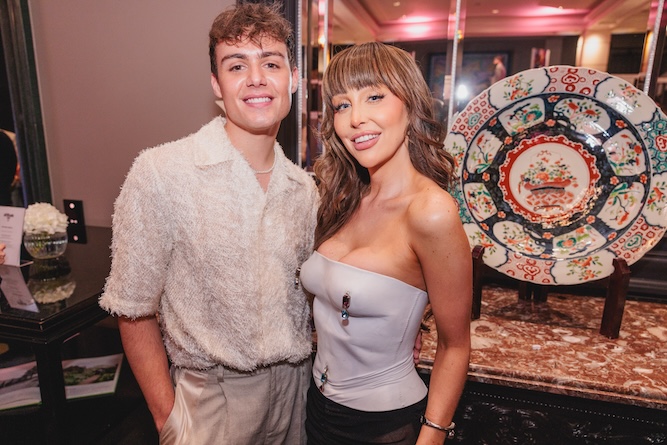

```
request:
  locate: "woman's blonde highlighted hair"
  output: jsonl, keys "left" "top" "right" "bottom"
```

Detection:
{"left": 314, "top": 42, "right": 456, "bottom": 248}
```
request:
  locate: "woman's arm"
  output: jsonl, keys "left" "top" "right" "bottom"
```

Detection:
{"left": 410, "top": 191, "right": 472, "bottom": 444}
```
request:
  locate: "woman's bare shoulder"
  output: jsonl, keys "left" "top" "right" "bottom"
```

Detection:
{"left": 407, "top": 181, "right": 461, "bottom": 236}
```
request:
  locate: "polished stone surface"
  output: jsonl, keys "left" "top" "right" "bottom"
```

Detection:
{"left": 418, "top": 285, "right": 667, "bottom": 410}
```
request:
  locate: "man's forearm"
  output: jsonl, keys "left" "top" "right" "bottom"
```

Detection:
{"left": 118, "top": 315, "right": 174, "bottom": 432}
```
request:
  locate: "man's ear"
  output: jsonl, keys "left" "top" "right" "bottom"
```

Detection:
{"left": 211, "top": 74, "right": 223, "bottom": 98}
{"left": 291, "top": 67, "right": 299, "bottom": 94}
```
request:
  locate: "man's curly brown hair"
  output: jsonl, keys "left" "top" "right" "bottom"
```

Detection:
{"left": 208, "top": 2, "right": 295, "bottom": 77}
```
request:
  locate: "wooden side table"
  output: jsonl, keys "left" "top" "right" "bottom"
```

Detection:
{"left": 0, "top": 227, "right": 111, "bottom": 444}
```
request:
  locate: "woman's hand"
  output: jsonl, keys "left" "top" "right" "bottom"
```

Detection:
{"left": 413, "top": 330, "right": 422, "bottom": 365}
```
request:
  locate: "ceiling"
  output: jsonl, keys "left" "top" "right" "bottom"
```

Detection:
{"left": 330, "top": 0, "right": 656, "bottom": 43}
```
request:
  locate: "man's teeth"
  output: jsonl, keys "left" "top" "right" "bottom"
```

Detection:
{"left": 354, "top": 134, "right": 378, "bottom": 143}
{"left": 246, "top": 97, "right": 271, "bottom": 103}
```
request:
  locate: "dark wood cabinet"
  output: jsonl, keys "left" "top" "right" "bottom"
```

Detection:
{"left": 424, "top": 378, "right": 667, "bottom": 445}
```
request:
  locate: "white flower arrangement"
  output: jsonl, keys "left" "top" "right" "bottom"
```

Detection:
{"left": 23, "top": 202, "right": 69, "bottom": 235}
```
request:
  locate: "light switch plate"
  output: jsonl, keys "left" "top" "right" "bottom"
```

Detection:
{"left": 63, "top": 199, "right": 87, "bottom": 244}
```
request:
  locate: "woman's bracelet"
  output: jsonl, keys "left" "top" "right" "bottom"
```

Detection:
{"left": 420, "top": 415, "right": 456, "bottom": 439}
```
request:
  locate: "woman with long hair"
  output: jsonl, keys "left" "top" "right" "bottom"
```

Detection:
{"left": 301, "top": 42, "right": 472, "bottom": 444}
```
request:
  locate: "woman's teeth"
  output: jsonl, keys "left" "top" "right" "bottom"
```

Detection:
{"left": 354, "top": 134, "right": 378, "bottom": 143}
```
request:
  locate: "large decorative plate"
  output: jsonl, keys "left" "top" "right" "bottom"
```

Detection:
{"left": 445, "top": 66, "right": 667, "bottom": 285}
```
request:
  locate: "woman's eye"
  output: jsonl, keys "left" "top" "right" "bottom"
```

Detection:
{"left": 333, "top": 103, "right": 350, "bottom": 112}
{"left": 368, "top": 94, "right": 385, "bottom": 102}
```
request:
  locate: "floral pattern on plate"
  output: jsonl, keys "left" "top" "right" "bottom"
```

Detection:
{"left": 603, "top": 129, "right": 647, "bottom": 176}
{"left": 444, "top": 66, "right": 667, "bottom": 285}
{"left": 498, "top": 98, "right": 546, "bottom": 135}
{"left": 498, "top": 134, "right": 600, "bottom": 226}
{"left": 466, "top": 130, "right": 503, "bottom": 173}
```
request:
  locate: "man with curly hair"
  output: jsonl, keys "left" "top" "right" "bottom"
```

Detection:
{"left": 100, "top": 4, "right": 317, "bottom": 444}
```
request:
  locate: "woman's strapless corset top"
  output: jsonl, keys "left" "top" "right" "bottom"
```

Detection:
{"left": 300, "top": 251, "right": 429, "bottom": 411}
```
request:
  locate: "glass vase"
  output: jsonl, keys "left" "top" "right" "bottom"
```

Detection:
{"left": 23, "top": 232, "right": 68, "bottom": 259}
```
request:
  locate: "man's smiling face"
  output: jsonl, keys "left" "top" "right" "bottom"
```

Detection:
{"left": 210, "top": 36, "right": 298, "bottom": 140}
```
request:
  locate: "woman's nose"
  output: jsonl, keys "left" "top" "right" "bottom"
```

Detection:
{"left": 350, "top": 105, "right": 366, "bottom": 127}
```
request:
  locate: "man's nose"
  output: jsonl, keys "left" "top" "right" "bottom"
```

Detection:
{"left": 246, "top": 64, "right": 267, "bottom": 87}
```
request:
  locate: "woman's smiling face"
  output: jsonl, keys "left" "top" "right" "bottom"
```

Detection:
{"left": 331, "top": 85, "right": 409, "bottom": 170}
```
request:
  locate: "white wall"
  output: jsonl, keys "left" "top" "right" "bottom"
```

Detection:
{"left": 28, "top": 0, "right": 234, "bottom": 227}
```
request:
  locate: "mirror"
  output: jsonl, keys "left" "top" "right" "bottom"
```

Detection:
{"left": 0, "top": 0, "right": 51, "bottom": 207}
{"left": 299, "top": 0, "right": 328, "bottom": 170}
{"left": 301, "top": 0, "right": 662, "bottom": 117}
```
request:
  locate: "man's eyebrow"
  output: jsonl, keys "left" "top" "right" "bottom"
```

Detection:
{"left": 220, "top": 51, "right": 286, "bottom": 64}
{"left": 259, "top": 50, "right": 286, "bottom": 60}
{"left": 220, "top": 53, "right": 248, "bottom": 64}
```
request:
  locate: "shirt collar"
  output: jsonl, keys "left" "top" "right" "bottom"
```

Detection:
{"left": 192, "top": 116, "right": 310, "bottom": 188}
{"left": 192, "top": 116, "right": 237, "bottom": 167}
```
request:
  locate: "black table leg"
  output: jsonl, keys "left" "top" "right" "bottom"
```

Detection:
{"left": 34, "top": 343, "right": 67, "bottom": 445}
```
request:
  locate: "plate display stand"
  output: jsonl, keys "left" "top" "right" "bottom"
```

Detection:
{"left": 599, "top": 257, "right": 631, "bottom": 339}
{"left": 471, "top": 251, "right": 631, "bottom": 339}
{"left": 471, "top": 245, "right": 485, "bottom": 319}
{"left": 518, "top": 282, "right": 549, "bottom": 302}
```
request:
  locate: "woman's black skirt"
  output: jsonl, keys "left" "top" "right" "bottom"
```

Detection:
{"left": 306, "top": 378, "right": 427, "bottom": 445}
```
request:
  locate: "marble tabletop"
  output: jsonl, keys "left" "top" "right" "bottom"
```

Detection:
{"left": 418, "top": 285, "right": 667, "bottom": 410}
